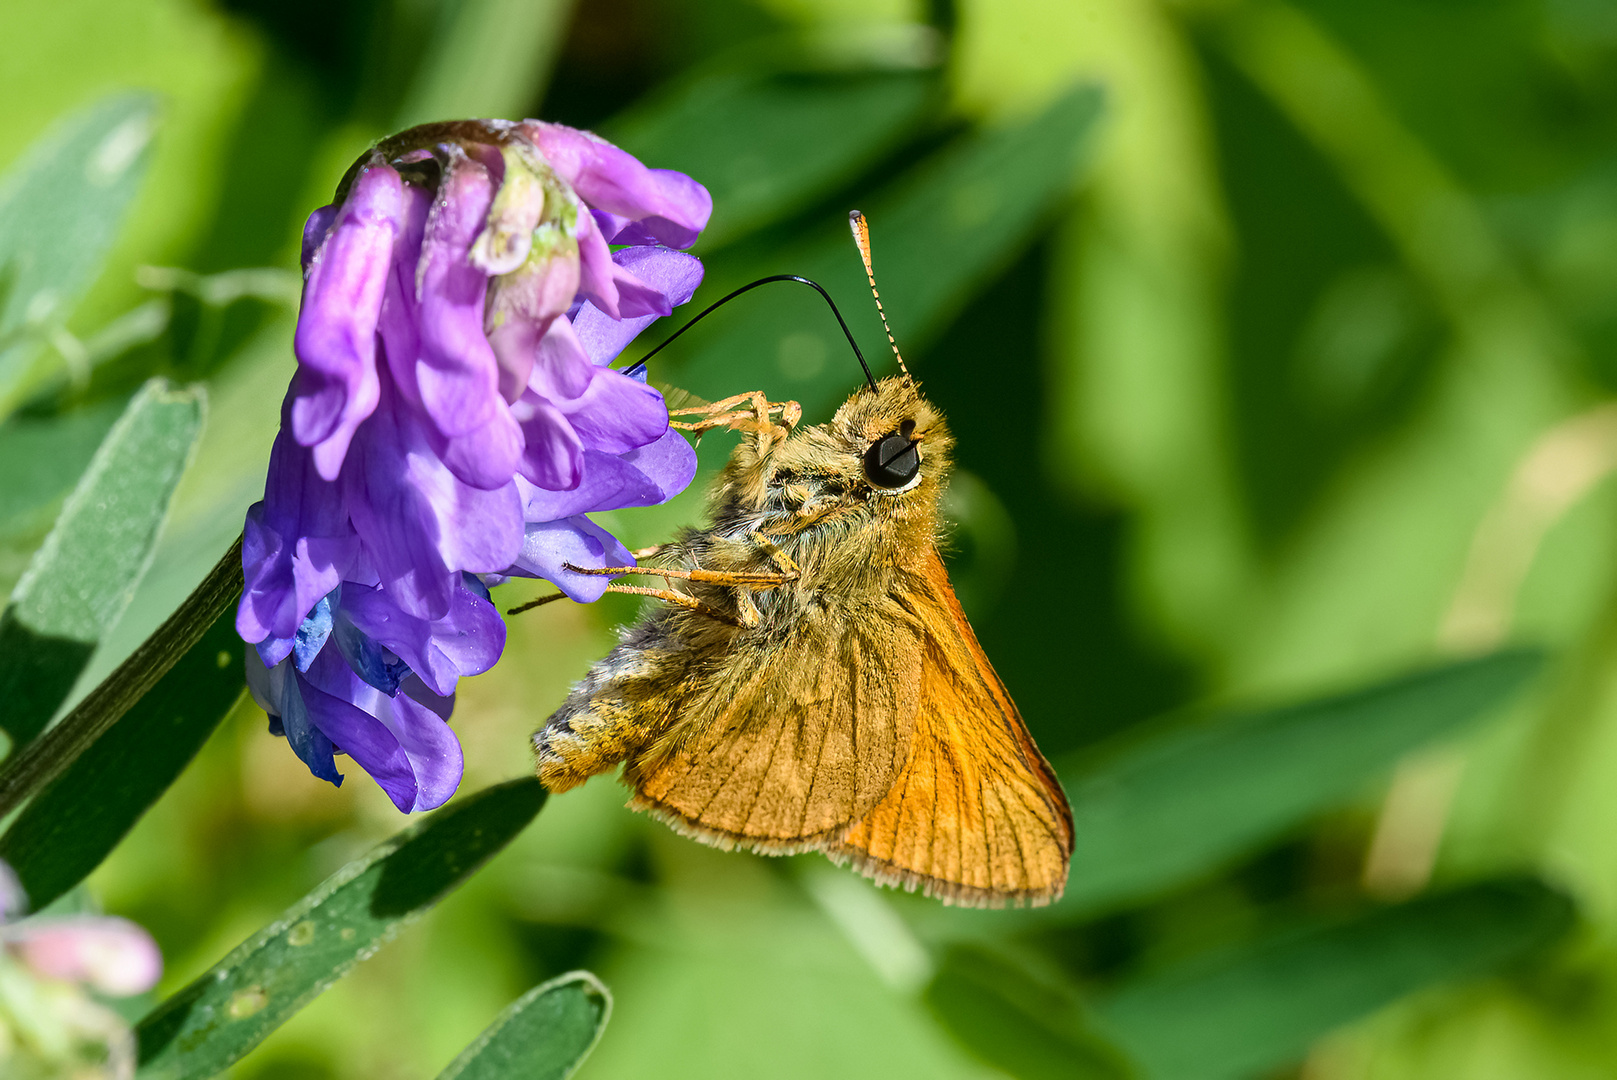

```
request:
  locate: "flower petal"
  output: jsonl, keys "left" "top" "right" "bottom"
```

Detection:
{"left": 6, "top": 916, "right": 164, "bottom": 996}
{"left": 529, "top": 315, "right": 595, "bottom": 402}
{"left": 291, "top": 164, "right": 402, "bottom": 480}
{"left": 571, "top": 247, "right": 704, "bottom": 366}
{"left": 507, "top": 515, "right": 633, "bottom": 602}
{"left": 518, "top": 427, "right": 697, "bottom": 521}
{"left": 338, "top": 580, "right": 505, "bottom": 698}
{"left": 523, "top": 122, "right": 712, "bottom": 249}
{"left": 237, "top": 432, "right": 358, "bottom": 644}
{"left": 558, "top": 366, "right": 669, "bottom": 454}
{"left": 414, "top": 152, "right": 517, "bottom": 491}
{"left": 302, "top": 648, "right": 464, "bottom": 812}
{"left": 344, "top": 380, "right": 523, "bottom": 620}
{"left": 512, "top": 391, "right": 584, "bottom": 491}
{"left": 246, "top": 649, "right": 344, "bottom": 786}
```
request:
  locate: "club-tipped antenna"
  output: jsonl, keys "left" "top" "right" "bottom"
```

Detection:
{"left": 849, "top": 211, "right": 911, "bottom": 382}
{"left": 622, "top": 274, "right": 878, "bottom": 393}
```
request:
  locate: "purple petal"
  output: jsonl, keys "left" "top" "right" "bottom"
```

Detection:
{"left": 507, "top": 516, "right": 633, "bottom": 602}
{"left": 291, "top": 165, "right": 402, "bottom": 480}
{"left": 413, "top": 153, "right": 514, "bottom": 486}
{"left": 432, "top": 401, "right": 526, "bottom": 491}
{"left": 246, "top": 650, "right": 343, "bottom": 786}
{"left": 572, "top": 248, "right": 704, "bottom": 366}
{"left": 519, "top": 427, "right": 696, "bottom": 520}
{"left": 558, "top": 367, "right": 669, "bottom": 454}
{"left": 522, "top": 122, "right": 712, "bottom": 249}
{"left": 344, "top": 380, "right": 524, "bottom": 620}
{"left": 302, "top": 648, "right": 464, "bottom": 812}
{"left": 512, "top": 391, "right": 584, "bottom": 490}
{"left": 402, "top": 674, "right": 455, "bottom": 722}
{"left": 301, "top": 204, "right": 339, "bottom": 270}
{"left": 237, "top": 432, "right": 359, "bottom": 643}
{"left": 297, "top": 663, "right": 417, "bottom": 811}
{"left": 338, "top": 580, "right": 506, "bottom": 698}
{"left": 376, "top": 182, "right": 433, "bottom": 410}
{"left": 529, "top": 315, "right": 594, "bottom": 401}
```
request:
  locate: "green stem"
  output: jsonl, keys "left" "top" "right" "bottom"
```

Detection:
{"left": 0, "top": 535, "right": 243, "bottom": 821}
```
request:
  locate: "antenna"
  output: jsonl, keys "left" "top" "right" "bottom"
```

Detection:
{"left": 622, "top": 274, "right": 878, "bottom": 393}
{"left": 849, "top": 210, "right": 910, "bottom": 382}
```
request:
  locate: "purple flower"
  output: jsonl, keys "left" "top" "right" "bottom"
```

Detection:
{"left": 237, "top": 119, "right": 707, "bottom": 809}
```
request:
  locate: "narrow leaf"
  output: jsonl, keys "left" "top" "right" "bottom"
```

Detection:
{"left": 1054, "top": 649, "right": 1545, "bottom": 917}
{"left": 926, "top": 945, "right": 1138, "bottom": 1080}
{"left": 437, "top": 971, "right": 612, "bottom": 1080}
{"left": 135, "top": 778, "right": 547, "bottom": 1080}
{"left": 655, "top": 82, "right": 1104, "bottom": 422}
{"left": 0, "top": 378, "right": 205, "bottom": 747}
{"left": 0, "top": 93, "right": 158, "bottom": 415}
{"left": 0, "top": 603, "right": 246, "bottom": 910}
{"left": 1092, "top": 876, "right": 1575, "bottom": 1080}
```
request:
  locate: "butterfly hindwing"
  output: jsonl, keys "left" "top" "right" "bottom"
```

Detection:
{"left": 826, "top": 547, "right": 1073, "bottom": 907}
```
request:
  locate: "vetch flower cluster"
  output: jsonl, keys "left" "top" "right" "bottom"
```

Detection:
{"left": 238, "top": 119, "right": 709, "bottom": 812}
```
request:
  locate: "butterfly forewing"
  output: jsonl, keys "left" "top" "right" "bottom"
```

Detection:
{"left": 827, "top": 547, "right": 1073, "bottom": 907}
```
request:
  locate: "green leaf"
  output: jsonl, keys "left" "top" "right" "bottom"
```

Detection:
{"left": 646, "top": 81, "right": 1105, "bottom": 422}
{"left": 926, "top": 945, "right": 1138, "bottom": 1080}
{"left": 135, "top": 778, "right": 548, "bottom": 1080}
{"left": 0, "top": 602, "right": 245, "bottom": 910}
{"left": 436, "top": 971, "right": 612, "bottom": 1080}
{"left": 1091, "top": 876, "right": 1575, "bottom": 1080}
{"left": 606, "top": 63, "right": 941, "bottom": 249}
{"left": 1053, "top": 648, "right": 1545, "bottom": 918}
{"left": 0, "top": 378, "right": 205, "bottom": 747}
{"left": 0, "top": 93, "right": 158, "bottom": 416}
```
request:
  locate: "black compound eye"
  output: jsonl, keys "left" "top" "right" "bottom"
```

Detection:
{"left": 864, "top": 426, "right": 921, "bottom": 490}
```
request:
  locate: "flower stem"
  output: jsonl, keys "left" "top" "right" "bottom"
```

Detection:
{"left": 0, "top": 535, "right": 243, "bottom": 821}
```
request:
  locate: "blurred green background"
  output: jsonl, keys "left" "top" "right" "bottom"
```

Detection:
{"left": 4, "top": 0, "right": 1617, "bottom": 1075}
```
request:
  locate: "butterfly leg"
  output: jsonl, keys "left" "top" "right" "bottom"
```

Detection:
{"left": 562, "top": 563, "right": 795, "bottom": 588}
{"left": 669, "top": 391, "right": 800, "bottom": 440}
{"left": 599, "top": 583, "right": 744, "bottom": 627}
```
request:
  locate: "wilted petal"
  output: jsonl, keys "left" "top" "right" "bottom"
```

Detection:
{"left": 523, "top": 121, "right": 712, "bottom": 249}
{"left": 6, "top": 916, "right": 163, "bottom": 996}
{"left": 519, "top": 427, "right": 696, "bottom": 520}
{"left": 572, "top": 247, "right": 704, "bottom": 366}
{"left": 508, "top": 516, "right": 633, "bottom": 602}
{"left": 292, "top": 164, "right": 403, "bottom": 479}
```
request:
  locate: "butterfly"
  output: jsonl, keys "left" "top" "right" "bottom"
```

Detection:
{"left": 528, "top": 213, "right": 1073, "bottom": 907}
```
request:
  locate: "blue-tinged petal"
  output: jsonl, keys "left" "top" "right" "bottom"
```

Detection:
{"left": 506, "top": 515, "right": 633, "bottom": 602}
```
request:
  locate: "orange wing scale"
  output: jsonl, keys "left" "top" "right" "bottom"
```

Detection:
{"left": 827, "top": 547, "right": 1073, "bottom": 907}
